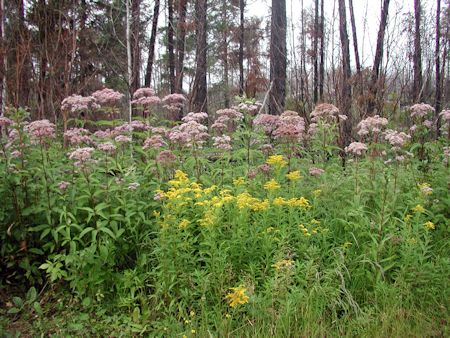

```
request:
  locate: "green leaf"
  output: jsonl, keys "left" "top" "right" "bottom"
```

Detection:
{"left": 82, "top": 297, "right": 92, "bottom": 307}
{"left": 26, "top": 287, "right": 37, "bottom": 303}
{"left": 12, "top": 296, "right": 23, "bottom": 308}
{"left": 79, "top": 227, "right": 94, "bottom": 239}
{"left": 7, "top": 307, "right": 21, "bottom": 314}
{"left": 99, "top": 227, "right": 116, "bottom": 239}
{"left": 33, "top": 302, "right": 43, "bottom": 316}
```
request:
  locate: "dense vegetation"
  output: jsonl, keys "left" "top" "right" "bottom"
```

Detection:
{"left": 0, "top": 95, "right": 449, "bottom": 336}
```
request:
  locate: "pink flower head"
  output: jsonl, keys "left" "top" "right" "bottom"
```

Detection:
{"left": 97, "top": 142, "right": 117, "bottom": 153}
{"left": 115, "top": 135, "right": 132, "bottom": 143}
{"left": 384, "top": 129, "right": 411, "bottom": 147}
{"left": 162, "top": 93, "right": 187, "bottom": 112}
{"left": 168, "top": 121, "right": 209, "bottom": 148}
{"left": 345, "top": 142, "right": 368, "bottom": 156}
{"left": 0, "top": 117, "right": 13, "bottom": 127}
{"left": 26, "top": 120, "right": 56, "bottom": 141}
{"left": 151, "top": 127, "right": 168, "bottom": 136}
{"left": 94, "top": 129, "right": 114, "bottom": 139}
{"left": 212, "top": 135, "right": 232, "bottom": 150}
{"left": 182, "top": 112, "right": 208, "bottom": 123}
{"left": 64, "top": 128, "right": 92, "bottom": 146}
{"left": 69, "top": 147, "right": 95, "bottom": 162}
{"left": 61, "top": 94, "right": 99, "bottom": 114}
{"left": 273, "top": 110, "right": 305, "bottom": 141}
{"left": 130, "top": 120, "right": 151, "bottom": 131}
{"left": 310, "top": 103, "right": 339, "bottom": 123}
{"left": 133, "top": 88, "right": 155, "bottom": 99}
{"left": 128, "top": 182, "right": 140, "bottom": 190}
{"left": 410, "top": 103, "right": 434, "bottom": 119}
{"left": 58, "top": 181, "right": 70, "bottom": 191}
{"left": 258, "top": 163, "right": 271, "bottom": 174}
{"left": 216, "top": 108, "right": 244, "bottom": 122}
{"left": 156, "top": 150, "right": 177, "bottom": 165}
{"left": 357, "top": 115, "right": 388, "bottom": 136}
{"left": 143, "top": 135, "right": 167, "bottom": 149}
{"left": 91, "top": 88, "right": 124, "bottom": 107}
{"left": 309, "top": 167, "right": 325, "bottom": 176}
{"left": 253, "top": 114, "right": 281, "bottom": 136}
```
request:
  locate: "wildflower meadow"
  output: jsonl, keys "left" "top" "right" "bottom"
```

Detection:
{"left": 0, "top": 92, "right": 449, "bottom": 336}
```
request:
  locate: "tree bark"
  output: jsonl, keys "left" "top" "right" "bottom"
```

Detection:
{"left": 313, "top": 0, "right": 319, "bottom": 104}
{"left": 366, "top": 0, "right": 390, "bottom": 115}
{"left": 348, "top": 0, "right": 361, "bottom": 75}
{"left": 239, "top": 0, "right": 245, "bottom": 95}
{"left": 269, "top": 0, "right": 287, "bottom": 115}
{"left": 338, "top": 0, "right": 352, "bottom": 146}
{"left": 131, "top": 0, "right": 141, "bottom": 93}
{"left": 144, "top": 0, "right": 160, "bottom": 87}
{"left": 222, "top": 0, "right": 230, "bottom": 107}
{"left": 413, "top": 0, "right": 423, "bottom": 102}
{"left": 175, "top": 0, "right": 187, "bottom": 93}
{"left": 435, "top": 0, "right": 442, "bottom": 135}
{"left": 168, "top": 0, "right": 175, "bottom": 93}
{"left": 192, "top": 0, "right": 207, "bottom": 113}
{"left": 319, "top": 0, "right": 325, "bottom": 101}
{"left": 0, "top": 0, "right": 5, "bottom": 117}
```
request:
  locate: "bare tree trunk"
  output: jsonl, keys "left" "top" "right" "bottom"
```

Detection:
{"left": 239, "top": 0, "right": 245, "bottom": 95}
{"left": 319, "top": 0, "right": 325, "bottom": 101}
{"left": 0, "top": 0, "right": 4, "bottom": 117}
{"left": 435, "top": 0, "right": 442, "bottom": 135}
{"left": 366, "top": 0, "right": 390, "bottom": 115}
{"left": 269, "top": 0, "right": 287, "bottom": 115}
{"left": 313, "top": 0, "right": 319, "bottom": 104}
{"left": 175, "top": 0, "right": 187, "bottom": 93}
{"left": 126, "top": 0, "right": 133, "bottom": 122}
{"left": 222, "top": 0, "right": 230, "bottom": 107}
{"left": 192, "top": 0, "right": 207, "bottom": 113}
{"left": 338, "top": 0, "right": 352, "bottom": 146}
{"left": 168, "top": 0, "right": 175, "bottom": 93}
{"left": 144, "top": 0, "right": 160, "bottom": 87}
{"left": 348, "top": 0, "right": 361, "bottom": 75}
{"left": 413, "top": 0, "right": 423, "bottom": 102}
{"left": 131, "top": 0, "right": 141, "bottom": 93}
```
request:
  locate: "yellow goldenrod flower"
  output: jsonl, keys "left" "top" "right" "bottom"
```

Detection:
{"left": 412, "top": 204, "right": 425, "bottom": 213}
{"left": 225, "top": 286, "right": 249, "bottom": 308}
{"left": 310, "top": 219, "right": 321, "bottom": 225}
{"left": 286, "top": 170, "right": 301, "bottom": 181}
{"left": 178, "top": 219, "right": 190, "bottom": 229}
{"left": 287, "top": 197, "right": 311, "bottom": 208}
{"left": 190, "top": 310, "right": 196, "bottom": 317}
{"left": 266, "top": 155, "right": 287, "bottom": 168}
{"left": 225, "top": 313, "right": 231, "bottom": 319}
{"left": 233, "top": 176, "right": 245, "bottom": 186}
{"left": 252, "top": 199, "right": 269, "bottom": 211}
{"left": 424, "top": 221, "right": 436, "bottom": 230}
{"left": 404, "top": 214, "right": 412, "bottom": 222}
{"left": 272, "top": 259, "right": 294, "bottom": 271}
{"left": 197, "top": 210, "right": 216, "bottom": 227}
{"left": 203, "top": 185, "right": 217, "bottom": 194}
{"left": 313, "top": 189, "right": 322, "bottom": 197}
{"left": 264, "top": 179, "right": 281, "bottom": 191}
{"left": 191, "top": 329, "right": 196, "bottom": 334}
{"left": 273, "top": 197, "right": 286, "bottom": 206}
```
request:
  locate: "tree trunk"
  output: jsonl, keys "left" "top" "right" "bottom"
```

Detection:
{"left": 313, "top": 0, "right": 319, "bottom": 104}
{"left": 366, "top": 0, "right": 390, "bottom": 115}
{"left": 222, "top": 0, "right": 230, "bottom": 107}
{"left": 168, "top": 0, "right": 175, "bottom": 93}
{"left": 435, "top": 0, "right": 442, "bottom": 135}
{"left": 269, "top": 0, "right": 287, "bottom": 115}
{"left": 191, "top": 0, "right": 207, "bottom": 113}
{"left": 348, "top": 0, "right": 361, "bottom": 75}
{"left": 239, "top": 0, "right": 245, "bottom": 95}
{"left": 0, "top": 0, "right": 4, "bottom": 117}
{"left": 131, "top": 0, "right": 141, "bottom": 93}
{"left": 126, "top": 0, "right": 133, "bottom": 122}
{"left": 144, "top": 0, "right": 160, "bottom": 87}
{"left": 175, "top": 0, "right": 187, "bottom": 93}
{"left": 319, "top": 0, "right": 325, "bottom": 101}
{"left": 338, "top": 0, "right": 352, "bottom": 146}
{"left": 413, "top": 0, "right": 423, "bottom": 102}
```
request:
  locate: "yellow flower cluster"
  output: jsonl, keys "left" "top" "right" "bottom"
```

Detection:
{"left": 271, "top": 196, "right": 311, "bottom": 209}
{"left": 225, "top": 286, "right": 249, "bottom": 308}
{"left": 272, "top": 259, "right": 294, "bottom": 271}
{"left": 424, "top": 221, "right": 436, "bottom": 230}
{"left": 299, "top": 223, "right": 318, "bottom": 237}
{"left": 236, "top": 192, "right": 269, "bottom": 211}
{"left": 418, "top": 182, "right": 433, "bottom": 195}
{"left": 264, "top": 179, "right": 281, "bottom": 191}
{"left": 233, "top": 176, "right": 245, "bottom": 186}
{"left": 266, "top": 155, "right": 287, "bottom": 168}
{"left": 412, "top": 204, "right": 425, "bottom": 213}
{"left": 286, "top": 171, "right": 301, "bottom": 181}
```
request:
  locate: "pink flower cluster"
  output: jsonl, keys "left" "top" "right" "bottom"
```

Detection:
{"left": 168, "top": 121, "right": 209, "bottom": 148}
{"left": 26, "top": 119, "right": 56, "bottom": 140}
{"left": 410, "top": 103, "right": 434, "bottom": 119}
{"left": 357, "top": 115, "right": 388, "bottom": 136}
{"left": 253, "top": 114, "right": 280, "bottom": 136}
{"left": 273, "top": 111, "right": 305, "bottom": 141}
{"left": 0, "top": 117, "right": 13, "bottom": 127}
{"left": 156, "top": 150, "right": 177, "bottom": 165}
{"left": 143, "top": 135, "right": 167, "bottom": 149}
{"left": 345, "top": 142, "right": 368, "bottom": 156}
{"left": 115, "top": 135, "right": 132, "bottom": 143}
{"left": 69, "top": 147, "right": 95, "bottom": 162}
{"left": 97, "top": 142, "right": 117, "bottom": 154}
{"left": 162, "top": 93, "right": 186, "bottom": 112}
{"left": 94, "top": 129, "right": 114, "bottom": 139}
{"left": 212, "top": 135, "right": 232, "bottom": 150}
{"left": 61, "top": 95, "right": 99, "bottom": 114}
{"left": 91, "top": 88, "right": 124, "bottom": 107}
{"left": 182, "top": 112, "right": 208, "bottom": 123}
{"left": 440, "top": 110, "right": 450, "bottom": 135}
{"left": 132, "top": 87, "right": 161, "bottom": 107}
{"left": 64, "top": 128, "right": 92, "bottom": 146}
{"left": 384, "top": 129, "right": 411, "bottom": 147}
{"left": 212, "top": 108, "right": 243, "bottom": 132}
{"left": 234, "top": 102, "right": 260, "bottom": 115}
{"left": 310, "top": 103, "right": 339, "bottom": 123}
{"left": 309, "top": 167, "right": 325, "bottom": 176}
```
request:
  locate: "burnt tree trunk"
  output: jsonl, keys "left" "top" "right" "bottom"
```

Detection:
{"left": 222, "top": 0, "right": 230, "bottom": 107}
{"left": 191, "top": 0, "right": 207, "bottom": 113}
{"left": 313, "top": 0, "right": 319, "bottom": 104}
{"left": 144, "top": 0, "right": 160, "bottom": 87}
{"left": 435, "top": 0, "right": 442, "bottom": 135}
{"left": 269, "top": 0, "right": 287, "bottom": 115}
{"left": 319, "top": 0, "right": 324, "bottom": 101}
{"left": 0, "top": 0, "right": 4, "bottom": 117}
{"left": 338, "top": 0, "right": 352, "bottom": 146}
{"left": 168, "top": 0, "right": 176, "bottom": 93}
{"left": 367, "top": 0, "right": 390, "bottom": 115}
{"left": 348, "top": 0, "right": 361, "bottom": 75}
{"left": 175, "top": 0, "right": 187, "bottom": 93}
{"left": 131, "top": 0, "right": 141, "bottom": 93}
{"left": 239, "top": 0, "right": 245, "bottom": 95}
{"left": 413, "top": 0, "right": 423, "bottom": 102}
